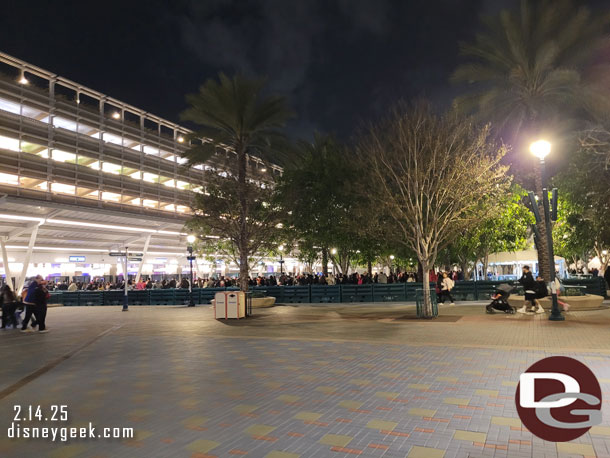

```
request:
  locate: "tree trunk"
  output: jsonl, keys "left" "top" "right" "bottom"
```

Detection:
{"left": 460, "top": 262, "right": 470, "bottom": 280}
{"left": 534, "top": 163, "right": 551, "bottom": 281}
{"left": 340, "top": 253, "right": 350, "bottom": 276}
{"left": 239, "top": 249, "right": 249, "bottom": 292}
{"left": 237, "top": 148, "right": 249, "bottom": 292}
{"left": 367, "top": 259, "right": 372, "bottom": 275}
{"left": 322, "top": 249, "right": 328, "bottom": 276}
{"left": 420, "top": 258, "right": 433, "bottom": 318}
{"left": 482, "top": 251, "right": 489, "bottom": 280}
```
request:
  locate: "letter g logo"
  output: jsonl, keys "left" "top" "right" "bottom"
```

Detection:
{"left": 515, "top": 357, "right": 602, "bottom": 442}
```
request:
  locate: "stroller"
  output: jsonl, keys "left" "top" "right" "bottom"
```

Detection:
{"left": 486, "top": 284, "right": 516, "bottom": 314}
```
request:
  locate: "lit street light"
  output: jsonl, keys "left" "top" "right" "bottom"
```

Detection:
{"left": 186, "top": 234, "right": 196, "bottom": 307}
{"left": 530, "top": 139, "right": 563, "bottom": 321}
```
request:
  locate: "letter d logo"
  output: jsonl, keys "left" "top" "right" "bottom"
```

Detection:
{"left": 519, "top": 372, "right": 579, "bottom": 408}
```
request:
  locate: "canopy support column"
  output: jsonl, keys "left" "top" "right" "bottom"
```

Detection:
{"left": 0, "top": 239, "right": 13, "bottom": 290}
{"left": 16, "top": 224, "right": 39, "bottom": 294}
{"left": 135, "top": 234, "right": 152, "bottom": 284}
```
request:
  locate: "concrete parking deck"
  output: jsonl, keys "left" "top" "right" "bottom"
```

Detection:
{"left": 1, "top": 302, "right": 610, "bottom": 457}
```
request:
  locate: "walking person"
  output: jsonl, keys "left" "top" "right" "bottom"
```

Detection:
{"left": 22, "top": 278, "right": 49, "bottom": 333}
{"left": 439, "top": 271, "right": 455, "bottom": 306}
{"left": 0, "top": 284, "right": 18, "bottom": 329}
{"left": 554, "top": 277, "right": 570, "bottom": 312}
{"left": 21, "top": 275, "right": 43, "bottom": 332}
{"left": 532, "top": 276, "right": 547, "bottom": 314}
{"left": 31, "top": 279, "right": 49, "bottom": 333}
{"left": 517, "top": 266, "right": 539, "bottom": 314}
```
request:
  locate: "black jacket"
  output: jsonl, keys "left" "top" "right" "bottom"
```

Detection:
{"left": 33, "top": 286, "right": 48, "bottom": 307}
{"left": 534, "top": 280, "right": 548, "bottom": 299}
{"left": 518, "top": 272, "right": 536, "bottom": 291}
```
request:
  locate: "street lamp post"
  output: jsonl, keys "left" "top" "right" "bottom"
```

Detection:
{"left": 187, "top": 235, "right": 196, "bottom": 307}
{"left": 278, "top": 245, "right": 285, "bottom": 277}
{"left": 530, "top": 140, "right": 564, "bottom": 321}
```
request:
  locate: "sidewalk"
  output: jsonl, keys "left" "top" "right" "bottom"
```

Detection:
{"left": 0, "top": 304, "right": 609, "bottom": 457}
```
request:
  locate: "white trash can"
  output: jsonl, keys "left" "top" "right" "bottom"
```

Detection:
{"left": 215, "top": 292, "right": 246, "bottom": 319}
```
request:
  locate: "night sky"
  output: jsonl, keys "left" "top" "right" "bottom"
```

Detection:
{"left": 0, "top": 0, "right": 527, "bottom": 140}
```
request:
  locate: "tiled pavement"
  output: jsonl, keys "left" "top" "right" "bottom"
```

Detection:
{"left": 1, "top": 302, "right": 610, "bottom": 457}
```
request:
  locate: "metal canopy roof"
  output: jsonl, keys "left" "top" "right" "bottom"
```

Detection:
{"left": 0, "top": 194, "right": 190, "bottom": 255}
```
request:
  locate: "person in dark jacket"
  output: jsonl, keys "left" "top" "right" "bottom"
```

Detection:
{"left": 532, "top": 276, "right": 548, "bottom": 314}
{"left": 517, "top": 266, "right": 543, "bottom": 314}
{"left": 21, "top": 277, "right": 48, "bottom": 333}
{"left": 0, "top": 284, "right": 18, "bottom": 329}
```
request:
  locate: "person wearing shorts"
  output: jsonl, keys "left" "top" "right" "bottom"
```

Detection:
{"left": 517, "top": 266, "right": 539, "bottom": 314}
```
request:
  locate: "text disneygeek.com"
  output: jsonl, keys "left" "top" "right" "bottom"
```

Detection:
{"left": 8, "top": 405, "right": 133, "bottom": 442}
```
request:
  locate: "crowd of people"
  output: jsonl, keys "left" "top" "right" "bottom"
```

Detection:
{"left": 40, "top": 270, "right": 439, "bottom": 292}
{"left": 1, "top": 275, "right": 48, "bottom": 333}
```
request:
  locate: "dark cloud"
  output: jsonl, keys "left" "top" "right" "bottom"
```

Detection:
{"left": 1, "top": 0, "right": 495, "bottom": 140}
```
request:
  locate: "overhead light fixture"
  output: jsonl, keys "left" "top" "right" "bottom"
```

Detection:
{"left": 112, "top": 112, "right": 121, "bottom": 120}
{"left": 260, "top": 167, "right": 267, "bottom": 172}
{"left": 0, "top": 213, "right": 44, "bottom": 222}
{"left": 18, "top": 70, "right": 29, "bottom": 85}
{"left": 177, "top": 136, "right": 185, "bottom": 143}
{"left": 47, "top": 218, "right": 157, "bottom": 233}
{"left": 6, "top": 246, "right": 108, "bottom": 253}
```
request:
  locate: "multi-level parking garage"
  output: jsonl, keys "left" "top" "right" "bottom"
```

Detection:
{"left": 0, "top": 51, "right": 285, "bottom": 291}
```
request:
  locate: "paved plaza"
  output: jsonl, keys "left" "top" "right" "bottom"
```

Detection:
{"left": 2, "top": 302, "right": 610, "bottom": 457}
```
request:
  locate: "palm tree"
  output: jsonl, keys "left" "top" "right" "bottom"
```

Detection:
{"left": 452, "top": 0, "right": 610, "bottom": 281}
{"left": 452, "top": 0, "right": 610, "bottom": 138}
{"left": 181, "top": 73, "right": 293, "bottom": 291}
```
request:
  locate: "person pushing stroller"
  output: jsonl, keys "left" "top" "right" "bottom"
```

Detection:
{"left": 517, "top": 266, "right": 544, "bottom": 314}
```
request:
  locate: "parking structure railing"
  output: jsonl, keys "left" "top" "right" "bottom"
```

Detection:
{"left": 48, "top": 277, "right": 607, "bottom": 306}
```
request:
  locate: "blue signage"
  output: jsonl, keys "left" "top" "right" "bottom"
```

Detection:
{"left": 69, "top": 256, "right": 86, "bottom": 262}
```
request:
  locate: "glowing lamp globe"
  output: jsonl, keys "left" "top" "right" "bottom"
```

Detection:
{"left": 530, "top": 140, "right": 551, "bottom": 160}
{"left": 187, "top": 235, "right": 196, "bottom": 244}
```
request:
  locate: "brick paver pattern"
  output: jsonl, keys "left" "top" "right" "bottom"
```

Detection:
{"left": 1, "top": 302, "right": 610, "bottom": 457}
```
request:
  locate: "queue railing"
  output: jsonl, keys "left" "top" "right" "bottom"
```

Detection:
{"left": 50, "top": 277, "right": 607, "bottom": 306}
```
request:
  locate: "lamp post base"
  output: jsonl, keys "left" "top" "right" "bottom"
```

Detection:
{"left": 548, "top": 293, "right": 564, "bottom": 321}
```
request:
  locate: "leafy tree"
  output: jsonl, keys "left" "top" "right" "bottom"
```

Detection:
{"left": 278, "top": 134, "right": 366, "bottom": 276}
{"left": 452, "top": 0, "right": 610, "bottom": 281}
{"left": 180, "top": 73, "right": 293, "bottom": 291}
{"left": 552, "top": 194, "right": 591, "bottom": 267}
{"left": 358, "top": 103, "right": 510, "bottom": 318}
{"left": 445, "top": 186, "right": 533, "bottom": 278}
{"left": 185, "top": 166, "right": 285, "bottom": 281}
{"left": 554, "top": 134, "right": 610, "bottom": 274}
